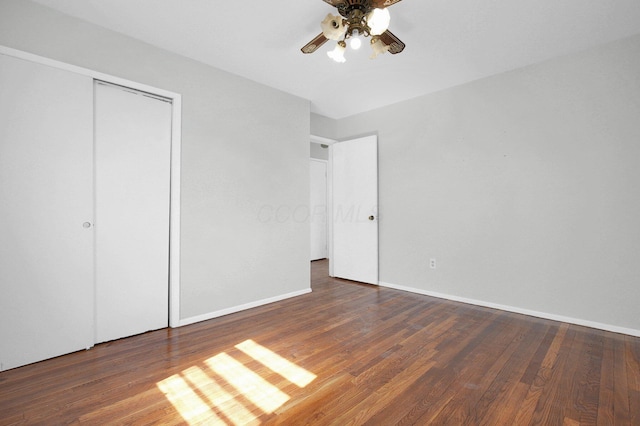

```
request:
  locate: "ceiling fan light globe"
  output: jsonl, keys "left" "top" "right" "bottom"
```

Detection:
{"left": 350, "top": 36, "right": 362, "bottom": 50}
{"left": 367, "top": 8, "right": 391, "bottom": 36}
{"left": 370, "top": 37, "right": 390, "bottom": 59}
{"left": 321, "top": 13, "right": 347, "bottom": 40}
{"left": 327, "top": 42, "right": 347, "bottom": 63}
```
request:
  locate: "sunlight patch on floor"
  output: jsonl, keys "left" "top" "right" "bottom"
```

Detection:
{"left": 182, "top": 366, "right": 259, "bottom": 425}
{"left": 205, "top": 352, "right": 289, "bottom": 414}
{"left": 235, "top": 339, "right": 316, "bottom": 388}
{"left": 156, "top": 374, "right": 224, "bottom": 425}
{"left": 156, "top": 339, "right": 316, "bottom": 425}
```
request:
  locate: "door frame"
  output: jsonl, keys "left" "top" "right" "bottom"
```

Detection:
{"left": 0, "top": 45, "right": 183, "bottom": 328}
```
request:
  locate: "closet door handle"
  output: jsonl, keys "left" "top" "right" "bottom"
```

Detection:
{"left": 83, "top": 222, "right": 92, "bottom": 229}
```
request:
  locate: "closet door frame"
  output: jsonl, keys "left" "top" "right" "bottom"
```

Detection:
{"left": 0, "top": 45, "right": 183, "bottom": 328}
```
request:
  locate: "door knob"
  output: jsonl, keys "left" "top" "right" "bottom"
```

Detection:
{"left": 369, "top": 216, "right": 375, "bottom": 221}
{"left": 83, "top": 222, "right": 92, "bottom": 228}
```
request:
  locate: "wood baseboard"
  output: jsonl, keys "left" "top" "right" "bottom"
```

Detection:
{"left": 379, "top": 281, "right": 640, "bottom": 337}
{"left": 177, "top": 288, "right": 312, "bottom": 327}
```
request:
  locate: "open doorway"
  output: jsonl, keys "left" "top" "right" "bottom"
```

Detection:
{"left": 310, "top": 158, "right": 328, "bottom": 261}
{"left": 309, "top": 134, "right": 379, "bottom": 285}
{"left": 310, "top": 136, "right": 333, "bottom": 263}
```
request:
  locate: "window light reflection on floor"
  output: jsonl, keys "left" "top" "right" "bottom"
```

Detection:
{"left": 235, "top": 339, "right": 316, "bottom": 388}
{"left": 205, "top": 352, "right": 289, "bottom": 414}
{"left": 156, "top": 339, "right": 316, "bottom": 425}
{"left": 182, "top": 366, "right": 259, "bottom": 425}
{"left": 156, "top": 374, "right": 223, "bottom": 425}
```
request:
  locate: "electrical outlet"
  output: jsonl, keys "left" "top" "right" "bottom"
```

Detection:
{"left": 430, "top": 258, "right": 436, "bottom": 269}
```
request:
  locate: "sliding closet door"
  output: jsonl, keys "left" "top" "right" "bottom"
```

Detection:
{"left": 0, "top": 54, "right": 94, "bottom": 371}
{"left": 94, "top": 82, "right": 171, "bottom": 343}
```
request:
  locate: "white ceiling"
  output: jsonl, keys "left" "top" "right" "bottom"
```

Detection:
{"left": 32, "top": 0, "right": 640, "bottom": 119}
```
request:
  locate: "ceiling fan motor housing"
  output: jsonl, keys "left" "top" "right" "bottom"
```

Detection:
{"left": 337, "top": 0, "right": 374, "bottom": 37}
{"left": 336, "top": 0, "right": 374, "bottom": 17}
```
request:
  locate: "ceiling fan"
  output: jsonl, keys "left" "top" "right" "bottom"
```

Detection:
{"left": 301, "top": 0, "right": 406, "bottom": 62}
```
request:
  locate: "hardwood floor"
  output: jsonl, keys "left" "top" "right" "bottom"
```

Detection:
{"left": 1, "top": 259, "right": 639, "bottom": 425}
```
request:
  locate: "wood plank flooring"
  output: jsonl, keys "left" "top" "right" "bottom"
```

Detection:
{"left": 1, "top": 259, "right": 639, "bottom": 425}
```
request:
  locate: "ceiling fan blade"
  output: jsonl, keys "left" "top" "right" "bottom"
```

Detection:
{"left": 301, "top": 33, "right": 329, "bottom": 54}
{"left": 378, "top": 29, "right": 405, "bottom": 54}
{"left": 371, "top": 0, "right": 403, "bottom": 8}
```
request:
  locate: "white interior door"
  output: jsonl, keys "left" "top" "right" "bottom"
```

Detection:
{"left": 310, "top": 159, "right": 328, "bottom": 260}
{"left": 94, "top": 82, "right": 172, "bottom": 343}
{"left": 331, "top": 135, "right": 378, "bottom": 284}
{"left": 0, "top": 54, "right": 94, "bottom": 371}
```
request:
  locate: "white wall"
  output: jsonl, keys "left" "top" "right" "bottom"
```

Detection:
{"left": 310, "top": 142, "right": 329, "bottom": 160}
{"left": 0, "top": 0, "right": 310, "bottom": 322}
{"left": 314, "top": 34, "right": 640, "bottom": 334}
{"left": 311, "top": 113, "right": 338, "bottom": 141}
